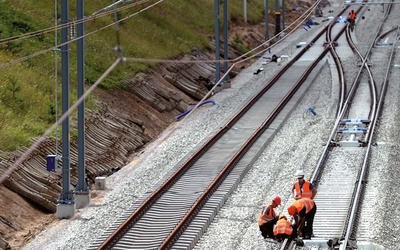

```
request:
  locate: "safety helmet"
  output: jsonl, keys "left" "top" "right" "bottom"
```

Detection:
{"left": 295, "top": 170, "right": 305, "bottom": 179}
{"left": 287, "top": 204, "right": 297, "bottom": 215}
{"left": 272, "top": 195, "right": 281, "bottom": 206}
{"left": 279, "top": 215, "right": 287, "bottom": 220}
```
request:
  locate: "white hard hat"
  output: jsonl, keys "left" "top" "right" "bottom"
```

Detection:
{"left": 295, "top": 170, "right": 305, "bottom": 178}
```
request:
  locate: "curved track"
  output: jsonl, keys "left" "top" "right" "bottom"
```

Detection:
{"left": 86, "top": 2, "right": 399, "bottom": 250}
{"left": 87, "top": 6, "right": 354, "bottom": 250}
{"left": 280, "top": 2, "right": 399, "bottom": 249}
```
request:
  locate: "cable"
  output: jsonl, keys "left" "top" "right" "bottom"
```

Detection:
{"left": 233, "top": 0, "right": 322, "bottom": 65}
{"left": 0, "top": 1, "right": 328, "bottom": 185}
{"left": 1, "top": 0, "right": 317, "bottom": 69}
{"left": 0, "top": 58, "right": 123, "bottom": 185}
{"left": 0, "top": 0, "right": 152, "bottom": 45}
{"left": 0, "top": 0, "right": 164, "bottom": 68}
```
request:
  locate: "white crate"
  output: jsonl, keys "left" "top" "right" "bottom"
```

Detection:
{"left": 95, "top": 177, "right": 106, "bottom": 190}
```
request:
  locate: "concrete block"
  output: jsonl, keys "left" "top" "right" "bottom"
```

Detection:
{"left": 281, "top": 55, "right": 289, "bottom": 61}
{"left": 75, "top": 193, "right": 91, "bottom": 208}
{"left": 56, "top": 203, "right": 76, "bottom": 219}
{"left": 95, "top": 176, "right": 106, "bottom": 190}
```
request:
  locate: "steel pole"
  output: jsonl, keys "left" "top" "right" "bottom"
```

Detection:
{"left": 282, "top": 0, "right": 285, "bottom": 30}
{"left": 265, "top": 0, "right": 269, "bottom": 40}
{"left": 60, "top": 0, "right": 73, "bottom": 203}
{"left": 223, "top": 0, "right": 229, "bottom": 82}
{"left": 214, "top": 0, "right": 220, "bottom": 84}
{"left": 76, "top": 0, "right": 88, "bottom": 194}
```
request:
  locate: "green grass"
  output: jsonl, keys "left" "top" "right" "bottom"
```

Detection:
{"left": 0, "top": 0, "right": 267, "bottom": 151}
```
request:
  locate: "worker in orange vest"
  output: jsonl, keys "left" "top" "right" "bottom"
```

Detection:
{"left": 257, "top": 195, "right": 281, "bottom": 239}
{"left": 273, "top": 215, "right": 297, "bottom": 241}
{"left": 287, "top": 198, "right": 317, "bottom": 239}
{"left": 348, "top": 10, "right": 357, "bottom": 21}
{"left": 348, "top": 10, "right": 356, "bottom": 31}
{"left": 291, "top": 170, "right": 317, "bottom": 200}
{"left": 273, "top": 215, "right": 305, "bottom": 246}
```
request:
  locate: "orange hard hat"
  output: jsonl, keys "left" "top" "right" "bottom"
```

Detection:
{"left": 272, "top": 195, "right": 281, "bottom": 206}
{"left": 288, "top": 204, "right": 297, "bottom": 215}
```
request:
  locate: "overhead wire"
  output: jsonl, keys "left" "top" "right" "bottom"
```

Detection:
{"left": 1, "top": 0, "right": 319, "bottom": 69}
{"left": 0, "top": 58, "right": 123, "bottom": 185}
{"left": 0, "top": 0, "right": 164, "bottom": 68}
{"left": 124, "top": 0, "right": 322, "bottom": 151}
{"left": 0, "top": 0, "right": 152, "bottom": 45}
{"left": 125, "top": 0, "right": 321, "bottom": 66}
{"left": 0, "top": 0, "right": 325, "bottom": 185}
{"left": 233, "top": 0, "right": 321, "bottom": 64}
{"left": 0, "top": 0, "right": 163, "bottom": 184}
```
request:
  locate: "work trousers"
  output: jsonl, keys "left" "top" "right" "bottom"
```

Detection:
{"left": 275, "top": 225, "right": 297, "bottom": 242}
{"left": 259, "top": 218, "right": 278, "bottom": 239}
{"left": 302, "top": 204, "right": 317, "bottom": 238}
{"left": 349, "top": 19, "right": 355, "bottom": 31}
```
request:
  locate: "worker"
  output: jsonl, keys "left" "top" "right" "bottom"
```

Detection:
{"left": 348, "top": 10, "right": 356, "bottom": 31}
{"left": 273, "top": 215, "right": 297, "bottom": 241}
{"left": 287, "top": 198, "right": 317, "bottom": 239}
{"left": 291, "top": 170, "right": 317, "bottom": 200}
{"left": 258, "top": 195, "right": 281, "bottom": 239}
{"left": 273, "top": 215, "right": 305, "bottom": 246}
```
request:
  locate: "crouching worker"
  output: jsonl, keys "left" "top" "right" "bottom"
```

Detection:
{"left": 273, "top": 215, "right": 304, "bottom": 246}
{"left": 257, "top": 196, "right": 281, "bottom": 239}
{"left": 273, "top": 215, "right": 297, "bottom": 241}
{"left": 287, "top": 198, "right": 317, "bottom": 239}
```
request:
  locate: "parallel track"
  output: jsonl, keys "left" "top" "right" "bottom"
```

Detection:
{"left": 88, "top": 2, "right": 399, "bottom": 250}
{"left": 280, "top": 2, "right": 398, "bottom": 249}
{"left": 87, "top": 7, "right": 349, "bottom": 250}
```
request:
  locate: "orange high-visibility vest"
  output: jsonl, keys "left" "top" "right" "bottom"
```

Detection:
{"left": 292, "top": 198, "right": 315, "bottom": 214}
{"left": 273, "top": 219, "right": 293, "bottom": 236}
{"left": 294, "top": 180, "right": 313, "bottom": 199}
{"left": 258, "top": 204, "right": 275, "bottom": 226}
{"left": 349, "top": 11, "right": 356, "bottom": 20}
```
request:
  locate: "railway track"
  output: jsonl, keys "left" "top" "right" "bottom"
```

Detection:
{"left": 280, "top": 2, "right": 399, "bottom": 249}
{"left": 85, "top": 4, "right": 364, "bottom": 250}
{"left": 81, "top": 1, "right": 400, "bottom": 249}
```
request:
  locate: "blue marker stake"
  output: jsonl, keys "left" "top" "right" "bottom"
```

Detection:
{"left": 307, "top": 107, "right": 317, "bottom": 116}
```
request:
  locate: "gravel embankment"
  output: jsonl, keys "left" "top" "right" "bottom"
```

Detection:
{"left": 23, "top": 1, "right": 400, "bottom": 250}
{"left": 193, "top": 2, "right": 400, "bottom": 250}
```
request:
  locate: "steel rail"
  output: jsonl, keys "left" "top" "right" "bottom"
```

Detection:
{"left": 277, "top": 6, "right": 357, "bottom": 249}
{"left": 347, "top": 1, "right": 394, "bottom": 143}
{"left": 95, "top": 30, "right": 315, "bottom": 250}
{"left": 344, "top": 26, "right": 378, "bottom": 144}
{"left": 159, "top": 50, "right": 330, "bottom": 250}
{"left": 340, "top": 23, "right": 399, "bottom": 250}
{"left": 95, "top": 52, "right": 325, "bottom": 250}
{"left": 324, "top": 17, "right": 346, "bottom": 117}
{"left": 280, "top": 4, "right": 395, "bottom": 249}
{"left": 288, "top": 3, "right": 394, "bottom": 250}
{"left": 91, "top": 4, "right": 398, "bottom": 250}
{"left": 310, "top": 5, "right": 368, "bottom": 183}
{"left": 92, "top": 13, "right": 341, "bottom": 250}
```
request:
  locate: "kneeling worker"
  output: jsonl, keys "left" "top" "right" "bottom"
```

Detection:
{"left": 274, "top": 215, "right": 304, "bottom": 246}
{"left": 273, "top": 215, "right": 297, "bottom": 241}
{"left": 258, "top": 196, "right": 281, "bottom": 239}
